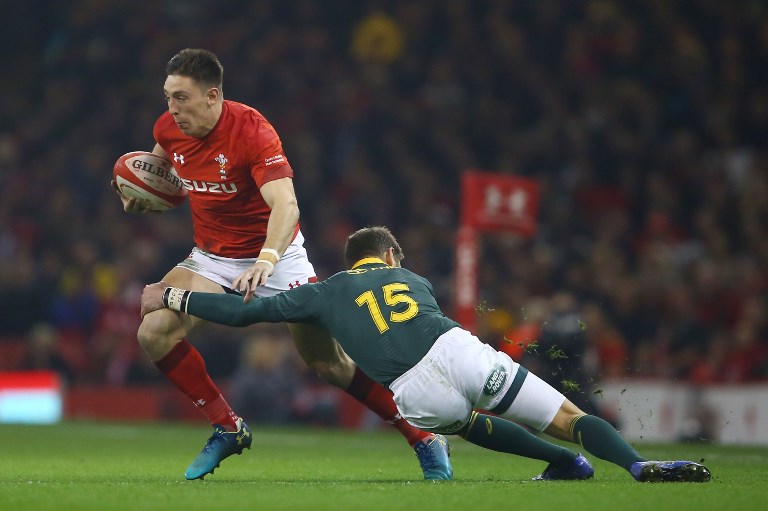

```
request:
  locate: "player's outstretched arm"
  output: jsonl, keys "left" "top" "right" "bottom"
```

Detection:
{"left": 141, "top": 282, "right": 266, "bottom": 325}
{"left": 141, "top": 281, "right": 316, "bottom": 326}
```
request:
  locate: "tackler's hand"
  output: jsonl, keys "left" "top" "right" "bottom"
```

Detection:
{"left": 141, "top": 281, "right": 171, "bottom": 318}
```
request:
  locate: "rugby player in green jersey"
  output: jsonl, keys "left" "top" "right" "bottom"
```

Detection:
{"left": 141, "top": 226, "right": 711, "bottom": 483}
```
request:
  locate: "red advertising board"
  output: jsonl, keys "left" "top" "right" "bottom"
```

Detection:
{"left": 461, "top": 171, "right": 539, "bottom": 236}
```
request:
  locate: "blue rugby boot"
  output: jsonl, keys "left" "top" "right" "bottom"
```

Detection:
{"left": 185, "top": 418, "right": 252, "bottom": 480}
{"left": 630, "top": 460, "right": 711, "bottom": 482}
{"left": 414, "top": 434, "right": 452, "bottom": 480}
{"left": 533, "top": 453, "right": 594, "bottom": 481}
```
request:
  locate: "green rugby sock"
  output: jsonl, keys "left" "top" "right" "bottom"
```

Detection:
{"left": 571, "top": 415, "right": 645, "bottom": 470}
{"left": 462, "top": 413, "right": 576, "bottom": 465}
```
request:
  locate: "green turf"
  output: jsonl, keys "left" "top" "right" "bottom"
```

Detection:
{"left": 0, "top": 421, "right": 766, "bottom": 511}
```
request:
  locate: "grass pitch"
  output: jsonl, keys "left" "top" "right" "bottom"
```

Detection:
{"left": 0, "top": 421, "right": 766, "bottom": 511}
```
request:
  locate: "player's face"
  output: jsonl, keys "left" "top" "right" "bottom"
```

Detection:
{"left": 163, "top": 74, "right": 218, "bottom": 138}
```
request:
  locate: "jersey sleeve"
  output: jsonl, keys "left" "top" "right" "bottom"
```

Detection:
{"left": 248, "top": 119, "right": 294, "bottom": 188}
{"left": 185, "top": 284, "right": 323, "bottom": 326}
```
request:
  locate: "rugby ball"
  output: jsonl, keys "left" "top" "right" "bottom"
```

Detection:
{"left": 113, "top": 151, "right": 188, "bottom": 211}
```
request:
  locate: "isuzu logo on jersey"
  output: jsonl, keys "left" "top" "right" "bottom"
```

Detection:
{"left": 180, "top": 178, "right": 238, "bottom": 194}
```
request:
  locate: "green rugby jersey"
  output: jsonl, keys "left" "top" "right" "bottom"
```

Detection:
{"left": 183, "top": 258, "right": 461, "bottom": 386}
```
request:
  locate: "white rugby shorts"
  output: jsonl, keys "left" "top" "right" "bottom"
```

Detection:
{"left": 389, "top": 327, "right": 565, "bottom": 434}
{"left": 176, "top": 230, "right": 317, "bottom": 298}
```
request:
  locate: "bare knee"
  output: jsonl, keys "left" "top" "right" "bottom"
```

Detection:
{"left": 544, "top": 399, "right": 587, "bottom": 443}
{"left": 137, "top": 308, "right": 187, "bottom": 361}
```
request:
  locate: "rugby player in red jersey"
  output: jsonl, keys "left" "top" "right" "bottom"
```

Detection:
{"left": 112, "top": 49, "right": 451, "bottom": 480}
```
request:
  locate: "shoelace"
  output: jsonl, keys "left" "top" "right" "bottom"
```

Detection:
{"left": 201, "top": 438, "right": 218, "bottom": 454}
{"left": 415, "top": 441, "right": 439, "bottom": 468}
{"left": 200, "top": 430, "right": 228, "bottom": 453}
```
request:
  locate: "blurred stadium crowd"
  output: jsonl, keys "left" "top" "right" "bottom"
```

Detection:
{"left": 1, "top": 0, "right": 766, "bottom": 419}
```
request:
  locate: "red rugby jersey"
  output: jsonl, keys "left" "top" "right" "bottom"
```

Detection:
{"left": 153, "top": 100, "right": 299, "bottom": 258}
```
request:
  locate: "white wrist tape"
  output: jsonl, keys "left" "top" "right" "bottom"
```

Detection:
{"left": 255, "top": 259, "right": 275, "bottom": 272}
{"left": 163, "top": 287, "right": 191, "bottom": 313}
{"left": 259, "top": 248, "right": 280, "bottom": 261}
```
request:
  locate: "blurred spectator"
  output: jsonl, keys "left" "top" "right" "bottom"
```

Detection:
{"left": 719, "top": 295, "right": 768, "bottom": 382}
{"left": 534, "top": 292, "right": 598, "bottom": 414}
{"left": 581, "top": 302, "right": 628, "bottom": 379}
{"left": 497, "top": 296, "right": 549, "bottom": 361}
{"left": 18, "top": 323, "right": 75, "bottom": 385}
{"left": 351, "top": 11, "right": 405, "bottom": 65}
{"left": 228, "top": 326, "right": 340, "bottom": 426}
{"left": 228, "top": 330, "right": 302, "bottom": 425}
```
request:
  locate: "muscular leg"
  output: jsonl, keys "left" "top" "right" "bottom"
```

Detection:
{"left": 460, "top": 411, "right": 577, "bottom": 467}
{"left": 546, "top": 400, "right": 710, "bottom": 482}
{"left": 139, "top": 267, "right": 239, "bottom": 431}
{"left": 288, "top": 322, "right": 431, "bottom": 446}
{"left": 543, "top": 399, "right": 586, "bottom": 442}
{"left": 544, "top": 398, "right": 645, "bottom": 471}
{"left": 493, "top": 368, "right": 708, "bottom": 481}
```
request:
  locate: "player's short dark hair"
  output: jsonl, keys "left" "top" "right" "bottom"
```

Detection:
{"left": 165, "top": 48, "right": 223, "bottom": 90}
{"left": 344, "top": 226, "right": 404, "bottom": 268}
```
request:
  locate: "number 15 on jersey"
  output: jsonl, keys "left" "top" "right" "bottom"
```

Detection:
{"left": 355, "top": 283, "right": 419, "bottom": 333}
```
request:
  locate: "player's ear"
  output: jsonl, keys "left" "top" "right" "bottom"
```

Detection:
{"left": 385, "top": 247, "right": 398, "bottom": 267}
{"left": 207, "top": 87, "right": 220, "bottom": 105}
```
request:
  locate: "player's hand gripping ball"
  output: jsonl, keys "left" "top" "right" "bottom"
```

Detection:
{"left": 113, "top": 151, "right": 188, "bottom": 211}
